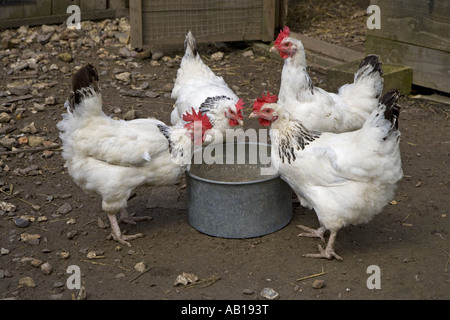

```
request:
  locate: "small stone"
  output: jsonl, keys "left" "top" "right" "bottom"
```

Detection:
{"left": 312, "top": 279, "right": 325, "bottom": 289}
{"left": 53, "top": 281, "right": 65, "bottom": 288}
{"left": 41, "top": 24, "right": 56, "bottom": 33}
{"left": 260, "top": 287, "right": 279, "bottom": 300}
{"left": 31, "top": 259, "right": 43, "bottom": 267}
{"left": 162, "top": 83, "right": 174, "bottom": 92}
{"left": 19, "top": 276, "right": 36, "bottom": 288}
{"left": 58, "top": 53, "right": 73, "bottom": 62}
{"left": 37, "top": 33, "right": 52, "bottom": 45}
{"left": 135, "top": 50, "right": 152, "bottom": 60}
{"left": 165, "top": 60, "right": 175, "bottom": 68}
{"left": 134, "top": 261, "right": 147, "bottom": 273}
{"left": 57, "top": 203, "right": 72, "bottom": 214}
{"left": 18, "top": 136, "right": 28, "bottom": 146}
{"left": 242, "top": 289, "right": 255, "bottom": 295}
{"left": 28, "top": 136, "right": 45, "bottom": 147}
{"left": 20, "top": 232, "right": 41, "bottom": 243}
{"left": 115, "top": 71, "right": 131, "bottom": 82}
{"left": 145, "top": 91, "right": 160, "bottom": 98}
{"left": 0, "top": 201, "right": 16, "bottom": 212}
{"left": 66, "top": 217, "right": 76, "bottom": 225}
{"left": 0, "top": 112, "right": 12, "bottom": 123}
{"left": 60, "top": 251, "right": 70, "bottom": 259}
{"left": 242, "top": 49, "right": 254, "bottom": 57}
{"left": 7, "top": 81, "right": 31, "bottom": 96}
{"left": 174, "top": 272, "right": 198, "bottom": 286}
{"left": 66, "top": 230, "right": 78, "bottom": 240}
{"left": 118, "top": 46, "right": 131, "bottom": 58}
{"left": 41, "top": 262, "right": 52, "bottom": 275}
{"left": 87, "top": 250, "right": 104, "bottom": 259}
{"left": 115, "top": 273, "right": 126, "bottom": 279}
{"left": 123, "top": 109, "right": 136, "bottom": 120}
{"left": 97, "top": 217, "right": 108, "bottom": 229}
{"left": 13, "top": 216, "right": 29, "bottom": 228}
{"left": 139, "top": 81, "right": 149, "bottom": 90}
{"left": 211, "top": 51, "right": 224, "bottom": 61}
{"left": 21, "top": 122, "right": 38, "bottom": 134}
{"left": 151, "top": 50, "right": 164, "bottom": 61}
{"left": 45, "top": 96, "right": 56, "bottom": 105}
{"left": 1, "top": 248, "right": 10, "bottom": 255}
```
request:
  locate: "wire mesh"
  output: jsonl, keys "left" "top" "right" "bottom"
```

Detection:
{"left": 141, "top": 0, "right": 264, "bottom": 44}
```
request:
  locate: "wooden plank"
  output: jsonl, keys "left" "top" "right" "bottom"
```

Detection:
{"left": 0, "top": 4, "right": 24, "bottom": 20}
{"left": 52, "top": 0, "right": 80, "bottom": 15}
{"left": 366, "top": 35, "right": 450, "bottom": 93}
{"left": 261, "top": 0, "right": 276, "bottom": 41}
{"left": 23, "top": 0, "right": 51, "bottom": 18}
{"left": 368, "top": 0, "right": 450, "bottom": 52}
{"left": 108, "top": 0, "right": 127, "bottom": 10}
{"left": 142, "top": 0, "right": 261, "bottom": 12}
{"left": 129, "top": 0, "right": 143, "bottom": 48}
{"left": 80, "top": 0, "right": 106, "bottom": 11}
{"left": 290, "top": 32, "right": 365, "bottom": 62}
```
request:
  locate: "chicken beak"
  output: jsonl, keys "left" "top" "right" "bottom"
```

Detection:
{"left": 237, "top": 119, "right": 244, "bottom": 126}
{"left": 269, "top": 46, "right": 278, "bottom": 53}
{"left": 248, "top": 111, "right": 258, "bottom": 119}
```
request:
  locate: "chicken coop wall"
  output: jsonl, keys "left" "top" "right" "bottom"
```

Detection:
{"left": 130, "top": 0, "right": 284, "bottom": 48}
{"left": 0, "top": 0, "right": 129, "bottom": 30}
{"left": 366, "top": 0, "right": 450, "bottom": 93}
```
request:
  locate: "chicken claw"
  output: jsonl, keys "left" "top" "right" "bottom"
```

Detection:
{"left": 109, "top": 232, "right": 144, "bottom": 247}
{"left": 118, "top": 208, "right": 152, "bottom": 225}
{"left": 107, "top": 213, "right": 143, "bottom": 247}
{"left": 302, "top": 231, "right": 343, "bottom": 261}
{"left": 296, "top": 225, "right": 326, "bottom": 242}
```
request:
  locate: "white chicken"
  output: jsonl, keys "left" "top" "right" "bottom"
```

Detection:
{"left": 57, "top": 64, "right": 212, "bottom": 246}
{"left": 270, "top": 26, "right": 384, "bottom": 133}
{"left": 171, "top": 31, "right": 244, "bottom": 143}
{"left": 249, "top": 90, "right": 403, "bottom": 260}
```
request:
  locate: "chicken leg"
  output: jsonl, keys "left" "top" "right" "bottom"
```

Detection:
{"left": 118, "top": 208, "right": 152, "bottom": 225}
{"left": 303, "top": 231, "right": 343, "bottom": 261}
{"left": 296, "top": 225, "right": 326, "bottom": 242}
{"left": 107, "top": 213, "right": 143, "bottom": 247}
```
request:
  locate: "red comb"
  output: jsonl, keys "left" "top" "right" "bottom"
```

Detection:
{"left": 183, "top": 107, "right": 212, "bottom": 130}
{"left": 253, "top": 92, "right": 278, "bottom": 112}
{"left": 235, "top": 98, "right": 245, "bottom": 119}
{"left": 274, "top": 26, "right": 290, "bottom": 47}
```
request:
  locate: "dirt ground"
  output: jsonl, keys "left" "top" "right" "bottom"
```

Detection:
{"left": 1, "top": 2, "right": 449, "bottom": 302}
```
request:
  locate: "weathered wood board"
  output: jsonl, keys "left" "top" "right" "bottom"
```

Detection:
{"left": 367, "top": 0, "right": 450, "bottom": 93}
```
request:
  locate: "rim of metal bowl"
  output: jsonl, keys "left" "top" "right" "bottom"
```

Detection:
{"left": 186, "top": 141, "right": 280, "bottom": 185}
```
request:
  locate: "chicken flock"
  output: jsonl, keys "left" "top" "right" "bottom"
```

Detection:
{"left": 57, "top": 28, "right": 403, "bottom": 260}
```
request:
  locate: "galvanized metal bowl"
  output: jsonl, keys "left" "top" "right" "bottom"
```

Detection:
{"left": 185, "top": 142, "right": 292, "bottom": 238}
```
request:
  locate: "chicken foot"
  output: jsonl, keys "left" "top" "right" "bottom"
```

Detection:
{"left": 303, "top": 231, "right": 343, "bottom": 261}
{"left": 296, "top": 225, "right": 326, "bottom": 242}
{"left": 107, "top": 213, "right": 143, "bottom": 247}
{"left": 118, "top": 208, "right": 152, "bottom": 225}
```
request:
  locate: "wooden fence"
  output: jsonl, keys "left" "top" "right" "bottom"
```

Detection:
{"left": 366, "top": 0, "right": 450, "bottom": 93}
{"left": 0, "top": 0, "right": 128, "bottom": 30}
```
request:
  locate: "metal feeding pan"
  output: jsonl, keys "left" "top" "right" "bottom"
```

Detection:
{"left": 186, "top": 142, "right": 292, "bottom": 238}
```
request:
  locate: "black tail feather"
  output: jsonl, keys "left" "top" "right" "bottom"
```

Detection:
{"left": 359, "top": 54, "right": 383, "bottom": 75}
{"left": 355, "top": 54, "right": 383, "bottom": 83}
{"left": 380, "top": 89, "right": 400, "bottom": 130}
{"left": 69, "top": 64, "right": 99, "bottom": 108}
